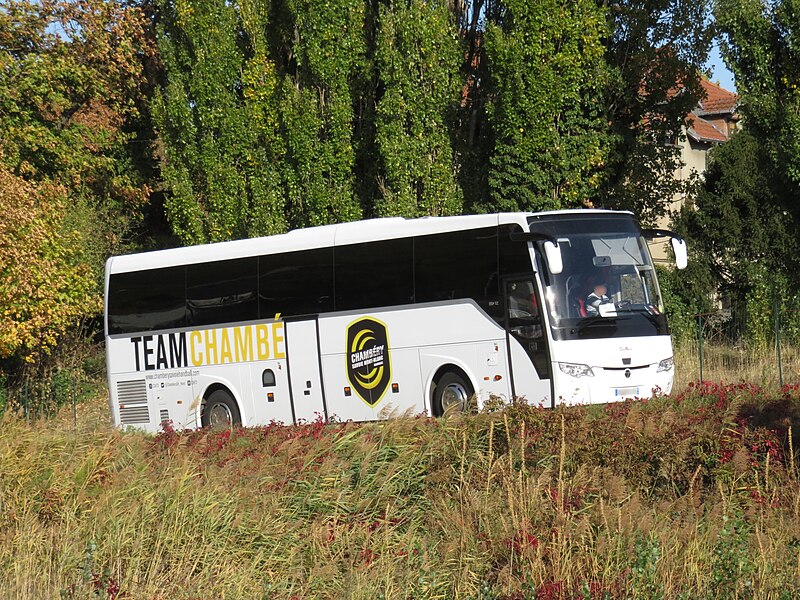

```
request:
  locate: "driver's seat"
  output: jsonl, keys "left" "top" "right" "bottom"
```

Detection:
{"left": 566, "top": 275, "right": 587, "bottom": 318}
{"left": 576, "top": 297, "right": 587, "bottom": 317}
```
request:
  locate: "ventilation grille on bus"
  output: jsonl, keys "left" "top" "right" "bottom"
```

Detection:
{"left": 160, "top": 409, "right": 170, "bottom": 424}
{"left": 116, "top": 379, "right": 149, "bottom": 425}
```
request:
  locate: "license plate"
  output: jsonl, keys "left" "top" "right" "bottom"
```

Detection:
{"left": 615, "top": 387, "right": 639, "bottom": 397}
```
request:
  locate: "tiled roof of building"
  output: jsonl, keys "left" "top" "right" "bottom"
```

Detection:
{"left": 686, "top": 115, "right": 729, "bottom": 143}
{"left": 697, "top": 78, "right": 738, "bottom": 115}
{"left": 683, "top": 78, "right": 738, "bottom": 144}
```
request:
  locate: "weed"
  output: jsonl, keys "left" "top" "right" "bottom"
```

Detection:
{"left": 2, "top": 385, "right": 800, "bottom": 598}
{"left": 630, "top": 533, "right": 663, "bottom": 599}
{"left": 710, "top": 512, "right": 755, "bottom": 599}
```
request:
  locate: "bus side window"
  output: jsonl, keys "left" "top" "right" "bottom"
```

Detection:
{"left": 334, "top": 238, "right": 414, "bottom": 311}
{"left": 415, "top": 227, "right": 498, "bottom": 306}
{"left": 108, "top": 265, "right": 187, "bottom": 334}
{"left": 187, "top": 257, "right": 258, "bottom": 326}
{"left": 259, "top": 248, "right": 334, "bottom": 318}
{"left": 262, "top": 369, "right": 276, "bottom": 387}
{"left": 508, "top": 281, "right": 537, "bottom": 318}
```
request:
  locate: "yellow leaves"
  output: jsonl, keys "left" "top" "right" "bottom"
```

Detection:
{"left": 175, "top": 0, "right": 195, "bottom": 23}
{"left": 0, "top": 164, "right": 98, "bottom": 361}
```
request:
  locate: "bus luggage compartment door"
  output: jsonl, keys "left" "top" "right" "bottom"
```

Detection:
{"left": 285, "top": 318, "right": 327, "bottom": 424}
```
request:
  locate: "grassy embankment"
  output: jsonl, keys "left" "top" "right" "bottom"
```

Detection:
{"left": 674, "top": 342, "right": 800, "bottom": 392}
{"left": 2, "top": 378, "right": 800, "bottom": 599}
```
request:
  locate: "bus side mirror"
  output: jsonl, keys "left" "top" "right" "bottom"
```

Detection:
{"left": 671, "top": 237, "right": 688, "bottom": 270}
{"left": 544, "top": 241, "right": 563, "bottom": 274}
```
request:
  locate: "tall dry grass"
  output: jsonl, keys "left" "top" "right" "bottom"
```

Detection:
{"left": 675, "top": 342, "right": 800, "bottom": 391}
{"left": 1, "top": 383, "right": 799, "bottom": 598}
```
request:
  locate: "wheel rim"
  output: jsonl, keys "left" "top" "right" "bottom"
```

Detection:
{"left": 441, "top": 382, "right": 469, "bottom": 413}
{"left": 209, "top": 402, "right": 233, "bottom": 427}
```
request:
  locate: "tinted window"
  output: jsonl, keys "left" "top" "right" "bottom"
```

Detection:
{"left": 259, "top": 248, "right": 334, "bottom": 317}
{"left": 187, "top": 258, "right": 257, "bottom": 326}
{"left": 108, "top": 266, "right": 186, "bottom": 335}
{"left": 415, "top": 227, "right": 498, "bottom": 309}
{"left": 335, "top": 238, "right": 414, "bottom": 311}
{"left": 499, "top": 224, "right": 533, "bottom": 277}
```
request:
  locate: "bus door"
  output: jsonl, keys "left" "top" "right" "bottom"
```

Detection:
{"left": 285, "top": 318, "right": 327, "bottom": 423}
{"left": 503, "top": 278, "right": 552, "bottom": 405}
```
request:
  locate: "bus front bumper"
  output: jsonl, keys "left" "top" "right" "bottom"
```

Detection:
{"left": 553, "top": 359, "right": 674, "bottom": 405}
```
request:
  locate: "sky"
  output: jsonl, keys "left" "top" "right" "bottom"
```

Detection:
{"left": 705, "top": 43, "right": 736, "bottom": 92}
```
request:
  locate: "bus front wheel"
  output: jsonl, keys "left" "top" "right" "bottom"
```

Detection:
{"left": 202, "top": 389, "right": 242, "bottom": 428}
{"left": 432, "top": 372, "right": 473, "bottom": 417}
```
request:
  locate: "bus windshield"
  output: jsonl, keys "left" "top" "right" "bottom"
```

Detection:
{"left": 528, "top": 215, "right": 667, "bottom": 341}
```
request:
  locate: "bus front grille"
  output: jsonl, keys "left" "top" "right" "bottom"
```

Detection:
{"left": 116, "top": 379, "right": 149, "bottom": 425}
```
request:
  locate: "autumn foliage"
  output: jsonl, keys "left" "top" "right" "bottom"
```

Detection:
{"left": 0, "top": 0, "right": 154, "bottom": 363}
{"left": 0, "top": 166, "right": 97, "bottom": 359}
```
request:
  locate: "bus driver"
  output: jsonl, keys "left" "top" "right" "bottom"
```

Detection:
{"left": 585, "top": 278, "right": 612, "bottom": 317}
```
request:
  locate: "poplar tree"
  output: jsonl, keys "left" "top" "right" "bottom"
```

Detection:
{"left": 238, "top": 0, "right": 289, "bottom": 236}
{"left": 373, "top": 0, "right": 463, "bottom": 217}
{"left": 155, "top": 0, "right": 365, "bottom": 242}
{"left": 153, "top": 0, "right": 249, "bottom": 244}
{"left": 470, "top": 0, "right": 609, "bottom": 213}
{"left": 268, "top": 0, "right": 364, "bottom": 227}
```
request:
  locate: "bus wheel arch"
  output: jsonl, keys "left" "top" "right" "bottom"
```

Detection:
{"left": 430, "top": 366, "right": 475, "bottom": 417}
{"left": 201, "top": 384, "right": 242, "bottom": 428}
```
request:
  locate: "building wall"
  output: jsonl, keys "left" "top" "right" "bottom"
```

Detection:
{"left": 648, "top": 79, "right": 737, "bottom": 266}
{"left": 650, "top": 131, "right": 712, "bottom": 263}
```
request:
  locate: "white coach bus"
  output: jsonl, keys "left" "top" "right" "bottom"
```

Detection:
{"left": 105, "top": 210, "right": 687, "bottom": 432}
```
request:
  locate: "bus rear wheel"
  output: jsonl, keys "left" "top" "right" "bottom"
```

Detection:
{"left": 202, "top": 389, "right": 241, "bottom": 428}
{"left": 432, "top": 372, "right": 473, "bottom": 417}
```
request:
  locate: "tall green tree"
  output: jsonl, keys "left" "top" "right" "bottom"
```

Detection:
{"left": 269, "top": 0, "right": 364, "bottom": 227}
{"left": 598, "top": 0, "right": 714, "bottom": 225}
{"left": 459, "top": 0, "right": 610, "bottom": 213}
{"left": 678, "top": 0, "right": 800, "bottom": 294}
{"left": 716, "top": 0, "right": 800, "bottom": 200}
{"left": 237, "top": 0, "right": 288, "bottom": 236}
{"left": 671, "top": 0, "right": 800, "bottom": 340}
{"left": 372, "top": 0, "right": 463, "bottom": 217}
{"left": 155, "top": 0, "right": 365, "bottom": 243}
{"left": 153, "top": 0, "right": 250, "bottom": 244}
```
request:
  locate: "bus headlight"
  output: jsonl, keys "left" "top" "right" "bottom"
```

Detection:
{"left": 657, "top": 357, "right": 674, "bottom": 372}
{"left": 558, "top": 362, "right": 594, "bottom": 378}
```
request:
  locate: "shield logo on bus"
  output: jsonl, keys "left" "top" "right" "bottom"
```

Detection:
{"left": 346, "top": 317, "right": 391, "bottom": 406}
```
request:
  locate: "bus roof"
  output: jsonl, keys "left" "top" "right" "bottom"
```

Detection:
{"left": 106, "top": 209, "right": 630, "bottom": 274}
